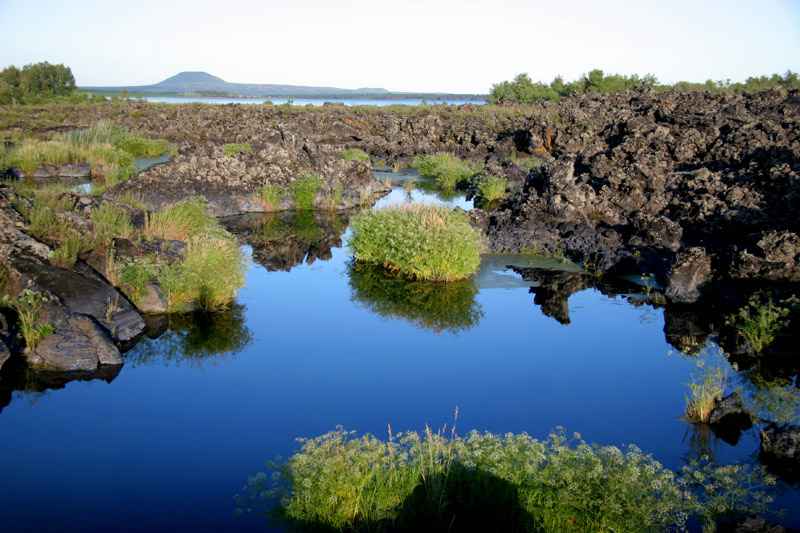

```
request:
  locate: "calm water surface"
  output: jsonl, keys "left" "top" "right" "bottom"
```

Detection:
{"left": 142, "top": 96, "right": 485, "bottom": 106}
{"left": 1, "top": 175, "right": 798, "bottom": 532}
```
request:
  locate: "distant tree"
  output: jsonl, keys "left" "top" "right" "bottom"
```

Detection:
{"left": 0, "top": 62, "right": 76, "bottom": 104}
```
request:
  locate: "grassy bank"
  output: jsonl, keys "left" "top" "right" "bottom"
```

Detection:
{"left": 349, "top": 205, "right": 482, "bottom": 282}
{"left": 247, "top": 423, "right": 775, "bottom": 532}
{"left": 411, "top": 153, "right": 483, "bottom": 191}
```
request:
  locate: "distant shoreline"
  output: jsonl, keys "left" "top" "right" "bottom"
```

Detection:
{"left": 80, "top": 89, "right": 487, "bottom": 102}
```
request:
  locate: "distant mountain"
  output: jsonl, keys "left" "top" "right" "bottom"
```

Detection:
{"left": 84, "top": 71, "right": 394, "bottom": 98}
{"left": 82, "top": 71, "right": 484, "bottom": 100}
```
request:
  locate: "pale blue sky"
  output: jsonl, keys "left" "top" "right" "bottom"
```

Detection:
{"left": 2, "top": 0, "right": 799, "bottom": 93}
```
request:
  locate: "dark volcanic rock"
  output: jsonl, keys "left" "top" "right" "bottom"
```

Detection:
{"left": 666, "top": 247, "right": 712, "bottom": 303}
{"left": 708, "top": 391, "right": 753, "bottom": 445}
{"left": 0, "top": 338, "right": 9, "bottom": 371}
{"left": 760, "top": 423, "right": 800, "bottom": 477}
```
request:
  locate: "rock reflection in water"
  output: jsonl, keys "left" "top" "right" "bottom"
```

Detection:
{"left": 223, "top": 211, "right": 349, "bottom": 272}
{"left": 348, "top": 263, "right": 483, "bottom": 333}
{"left": 127, "top": 305, "right": 252, "bottom": 366}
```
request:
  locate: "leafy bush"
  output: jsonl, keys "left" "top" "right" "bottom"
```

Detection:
{"left": 727, "top": 296, "right": 790, "bottom": 353}
{"left": 0, "top": 62, "right": 75, "bottom": 105}
{"left": 223, "top": 143, "right": 253, "bottom": 157}
{"left": 290, "top": 173, "right": 322, "bottom": 210}
{"left": 348, "top": 263, "right": 482, "bottom": 332}
{"left": 349, "top": 205, "right": 482, "bottom": 282}
{"left": 251, "top": 425, "right": 775, "bottom": 532}
{"left": 477, "top": 175, "right": 508, "bottom": 204}
{"left": 340, "top": 148, "right": 370, "bottom": 162}
{"left": 91, "top": 203, "right": 133, "bottom": 246}
{"left": 411, "top": 153, "right": 482, "bottom": 191}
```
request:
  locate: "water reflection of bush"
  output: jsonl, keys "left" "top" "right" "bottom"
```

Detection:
{"left": 223, "top": 211, "right": 349, "bottom": 272}
{"left": 128, "top": 304, "right": 253, "bottom": 366}
{"left": 348, "top": 263, "right": 483, "bottom": 333}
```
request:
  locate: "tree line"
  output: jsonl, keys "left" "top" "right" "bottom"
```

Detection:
{"left": 489, "top": 69, "right": 800, "bottom": 104}
{"left": 0, "top": 62, "right": 76, "bottom": 104}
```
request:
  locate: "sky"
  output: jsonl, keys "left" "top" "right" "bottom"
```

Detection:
{"left": 1, "top": 0, "right": 799, "bottom": 94}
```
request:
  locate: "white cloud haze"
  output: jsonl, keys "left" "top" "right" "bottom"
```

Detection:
{"left": 1, "top": 0, "right": 798, "bottom": 93}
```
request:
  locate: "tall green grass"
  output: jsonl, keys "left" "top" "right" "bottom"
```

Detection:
{"left": 340, "top": 148, "right": 370, "bottom": 162}
{"left": 477, "top": 175, "right": 508, "bottom": 204}
{"left": 91, "top": 203, "right": 133, "bottom": 246}
{"left": 412, "top": 153, "right": 483, "bottom": 190}
{"left": 1, "top": 289, "right": 54, "bottom": 351}
{"left": 685, "top": 366, "right": 727, "bottom": 423}
{"left": 290, "top": 173, "right": 322, "bottom": 210}
{"left": 223, "top": 143, "right": 253, "bottom": 157}
{"left": 249, "top": 424, "right": 775, "bottom": 532}
{"left": 349, "top": 205, "right": 482, "bottom": 282}
{"left": 726, "top": 296, "right": 790, "bottom": 353}
{"left": 143, "top": 197, "right": 219, "bottom": 241}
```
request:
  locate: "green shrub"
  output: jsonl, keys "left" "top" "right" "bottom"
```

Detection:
{"left": 727, "top": 296, "right": 790, "bottom": 353}
{"left": 349, "top": 205, "right": 482, "bottom": 282}
{"left": 118, "top": 257, "right": 157, "bottom": 306}
{"left": 49, "top": 229, "right": 87, "bottom": 268}
{"left": 349, "top": 263, "right": 482, "bottom": 332}
{"left": 5, "top": 289, "right": 54, "bottom": 351}
{"left": 412, "top": 153, "right": 482, "bottom": 191}
{"left": 91, "top": 203, "right": 133, "bottom": 246}
{"left": 28, "top": 204, "right": 60, "bottom": 240}
{"left": 258, "top": 184, "right": 284, "bottom": 210}
{"left": 251, "top": 425, "right": 775, "bottom": 532}
{"left": 290, "top": 173, "right": 322, "bottom": 210}
{"left": 143, "top": 197, "right": 218, "bottom": 241}
{"left": 223, "top": 143, "right": 253, "bottom": 157}
{"left": 477, "top": 175, "right": 508, "bottom": 203}
{"left": 340, "top": 148, "right": 370, "bottom": 162}
{"left": 158, "top": 234, "right": 245, "bottom": 312}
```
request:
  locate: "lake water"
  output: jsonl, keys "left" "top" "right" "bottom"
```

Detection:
{"left": 141, "top": 96, "right": 485, "bottom": 106}
{"left": 1, "top": 173, "right": 798, "bottom": 532}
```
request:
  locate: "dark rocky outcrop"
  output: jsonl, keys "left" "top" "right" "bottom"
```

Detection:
{"left": 708, "top": 391, "right": 754, "bottom": 445}
{"left": 760, "top": 423, "right": 800, "bottom": 478}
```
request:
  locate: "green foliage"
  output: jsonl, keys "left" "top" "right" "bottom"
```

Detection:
{"left": 489, "top": 69, "right": 800, "bottom": 104}
{"left": 258, "top": 184, "right": 284, "bottom": 209}
{"left": 119, "top": 257, "right": 158, "bottom": 306}
{"left": 223, "top": 143, "right": 253, "bottom": 157}
{"left": 411, "top": 153, "right": 482, "bottom": 191}
{"left": 157, "top": 234, "right": 245, "bottom": 312}
{"left": 7, "top": 139, "right": 85, "bottom": 174}
{"left": 477, "top": 175, "right": 508, "bottom": 204}
{"left": 685, "top": 365, "right": 727, "bottom": 423}
{"left": 27, "top": 204, "right": 60, "bottom": 240}
{"left": 143, "top": 197, "right": 219, "bottom": 241}
{"left": 726, "top": 296, "right": 790, "bottom": 353}
{"left": 290, "top": 173, "right": 322, "bottom": 210}
{"left": 5, "top": 289, "right": 54, "bottom": 351}
{"left": 511, "top": 153, "right": 545, "bottom": 172}
{"left": 49, "top": 229, "right": 87, "bottom": 268}
{"left": 340, "top": 148, "right": 371, "bottom": 162}
{"left": 349, "top": 205, "right": 482, "bottom": 282}
{"left": 91, "top": 202, "right": 133, "bottom": 246}
{"left": 252, "top": 425, "right": 774, "bottom": 532}
{"left": 0, "top": 62, "right": 76, "bottom": 105}
{"left": 348, "top": 263, "right": 482, "bottom": 332}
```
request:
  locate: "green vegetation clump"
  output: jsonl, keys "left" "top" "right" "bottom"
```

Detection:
{"left": 685, "top": 366, "right": 727, "bottom": 423}
{"left": 49, "top": 229, "right": 87, "bottom": 268}
{"left": 411, "top": 153, "right": 482, "bottom": 191}
{"left": 726, "top": 296, "right": 790, "bottom": 353}
{"left": 223, "top": 143, "right": 253, "bottom": 157}
{"left": 290, "top": 173, "right": 322, "bottom": 210}
{"left": 511, "top": 152, "right": 545, "bottom": 172}
{"left": 251, "top": 425, "right": 775, "bottom": 532}
{"left": 1, "top": 289, "right": 54, "bottom": 351}
{"left": 490, "top": 69, "right": 800, "bottom": 104}
{"left": 349, "top": 205, "right": 482, "bottom": 282}
{"left": 340, "top": 148, "right": 370, "bottom": 162}
{"left": 91, "top": 203, "right": 133, "bottom": 246}
{"left": 349, "top": 263, "right": 482, "bottom": 332}
{"left": 118, "top": 257, "right": 158, "bottom": 306}
{"left": 143, "top": 197, "right": 219, "bottom": 241}
{"left": 0, "top": 62, "right": 76, "bottom": 105}
{"left": 259, "top": 184, "right": 284, "bottom": 210}
{"left": 477, "top": 175, "right": 508, "bottom": 204}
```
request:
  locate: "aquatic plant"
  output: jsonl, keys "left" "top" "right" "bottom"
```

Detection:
{"left": 477, "top": 175, "right": 508, "bottom": 204}
{"left": 348, "top": 263, "right": 482, "bottom": 332}
{"left": 143, "top": 197, "right": 219, "bottom": 241}
{"left": 248, "top": 423, "right": 774, "bottom": 532}
{"left": 223, "top": 143, "right": 253, "bottom": 157}
{"left": 91, "top": 203, "right": 133, "bottom": 246}
{"left": 340, "top": 148, "right": 370, "bottom": 162}
{"left": 290, "top": 173, "right": 322, "bottom": 210}
{"left": 411, "top": 153, "right": 483, "bottom": 191}
{"left": 685, "top": 365, "right": 727, "bottom": 423}
{"left": 349, "top": 205, "right": 482, "bottom": 282}
{"left": 7, "top": 139, "right": 85, "bottom": 175}
{"left": 727, "top": 296, "right": 790, "bottom": 353}
{"left": 4, "top": 289, "right": 54, "bottom": 351}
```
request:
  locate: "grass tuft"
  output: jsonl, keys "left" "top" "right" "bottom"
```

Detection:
{"left": 726, "top": 296, "right": 790, "bottom": 353}
{"left": 290, "top": 173, "right": 322, "bottom": 210}
{"left": 412, "top": 153, "right": 482, "bottom": 191}
{"left": 477, "top": 175, "right": 508, "bottom": 204}
{"left": 91, "top": 203, "right": 133, "bottom": 246}
{"left": 223, "top": 143, "right": 253, "bottom": 157}
{"left": 340, "top": 148, "right": 370, "bottom": 162}
{"left": 349, "top": 205, "right": 482, "bottom": 282}
{"left": 143, "top": 198, "right": 218, "bottom": 241}
{"left": 685, "top": 365, "right": 727, "bottom": 423}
